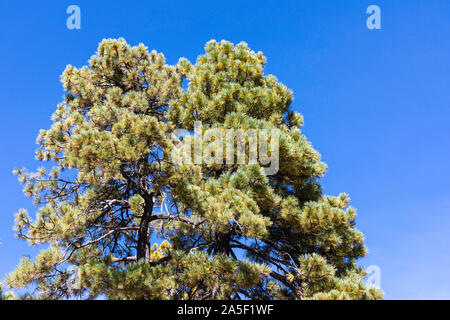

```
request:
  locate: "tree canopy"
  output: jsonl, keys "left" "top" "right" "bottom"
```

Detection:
{"left": 4, "top": 38, "right": 382, "bottom": 300}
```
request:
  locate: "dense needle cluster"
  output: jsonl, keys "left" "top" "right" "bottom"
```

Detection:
{"left": 3, "top": 38, "right": 382, "bottom": 300}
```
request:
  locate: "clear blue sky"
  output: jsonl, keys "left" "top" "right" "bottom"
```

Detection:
{"left": 1, "top": 0, "right": 449, "bottom": 299}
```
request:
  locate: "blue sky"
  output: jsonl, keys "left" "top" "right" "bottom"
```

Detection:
{"left": 1, "top": 0, "right": 449, "bottom": 299}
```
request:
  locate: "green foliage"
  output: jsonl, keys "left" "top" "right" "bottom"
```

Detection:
{"left": 6, "top": 38, "right": 382, "bottom": 300}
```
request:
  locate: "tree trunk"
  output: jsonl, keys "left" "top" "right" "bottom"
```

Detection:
{"left": 136, "top": 196, "right": 153, "bottom": 261}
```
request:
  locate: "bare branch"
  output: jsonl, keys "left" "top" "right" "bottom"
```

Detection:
{"left": 150, "top": 214, "right": 205, "bottom": 227}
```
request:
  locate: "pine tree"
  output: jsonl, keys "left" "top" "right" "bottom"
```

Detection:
{"left": 4, "top": 38, "right": 382, "bottom": 300}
